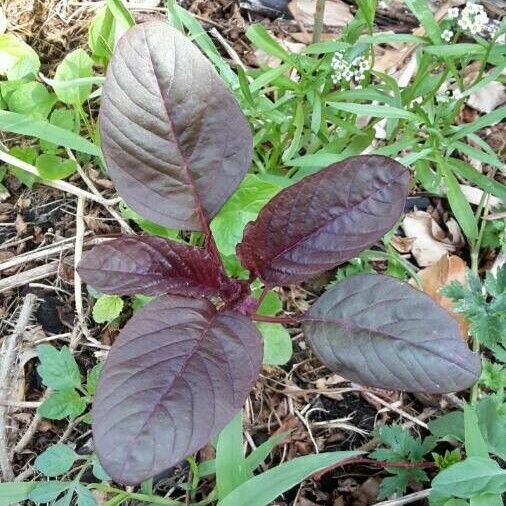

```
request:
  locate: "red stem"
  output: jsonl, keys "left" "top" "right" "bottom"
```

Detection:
{"left": 250, "top": 314, "right": 300, "bottom": 325}
{"left": 313, "top": 457, "right": 436, "bottom": 481}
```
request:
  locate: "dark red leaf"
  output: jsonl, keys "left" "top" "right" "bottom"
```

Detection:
{"left": 237, "top": 155, "right": 409, "bottom": 286}
{"left": 92, "top": 295, "right": 262, "bottom": 484}
{"left": 99, "top": 22, "right": 252, "bottom": 231}
{"left": 302, "top": 274, "right": 481, "bottom": 393}
{"left": 77, "top": 236, "right": 223, "bottom": 297}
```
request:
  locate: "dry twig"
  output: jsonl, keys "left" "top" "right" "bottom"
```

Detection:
{"left": 0, "top": 294, "right": 37, "bottom": 480}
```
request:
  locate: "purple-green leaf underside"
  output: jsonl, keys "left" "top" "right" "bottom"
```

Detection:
{"left": 302, "top": 274, "right": 481, "bottom": 393}
{"left": 99, "top": 21, "right": 252, "bottom": 231}
{"left": 77, "top": 236, "right": 223, "bottom": 297}
{"left": 237, "top": 155, "right": 409, "bottom": 286}
{"left": 92, "top": 295, "right": 263, "bottom": 484}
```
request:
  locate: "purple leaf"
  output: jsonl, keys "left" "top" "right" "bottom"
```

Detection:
{"left": 92, "top": 295, "right": 263, "bottom": 484}
{"left": 99, "top": 22, "right": 252, "bottom": 231}
{"left": 237, "top": 155, "right": 409, "bottom": 286}
{"left": 302, "top": 274, "right": 481, "bottom": 393}
{"left": 77, "top": 236, "right": 223, "bottom": 297}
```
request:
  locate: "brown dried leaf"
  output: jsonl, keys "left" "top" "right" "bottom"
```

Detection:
{"left": 288, "top": 0, "right": 353, "bottom": 28}
{"left": 416, "top": 254, "right": 469, "bottom": 338}
{"left": 402, "top": 210, "right": 463, "bottom": 267}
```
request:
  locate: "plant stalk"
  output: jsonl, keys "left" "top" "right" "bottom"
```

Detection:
{"left": 312, "top": 0, "right": 326, "bottom": 43}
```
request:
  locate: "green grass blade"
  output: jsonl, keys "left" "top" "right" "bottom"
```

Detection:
{"left": 219, "top": 451, "right": 361, "bottom": 506}
{"left": 330, "top": 102, "right": 421, "bottom": 121}
{"left": 0, "top": 110, "right": 101, "bottom": 157}
{"left": 216, "top": 411, "right": 252, "bottom": 500}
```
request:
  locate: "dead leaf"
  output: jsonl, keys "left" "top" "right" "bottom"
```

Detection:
{"left": 289, "top": 0, "right": 353, "bottom": 28}
{"left": 391, "top": 236, "right": 415, "bottom": 254}
{"left": 15, "top": 213, "right": 27, "bottom": 235}
{"left": 467, "top": 81, "right": 506, "bottom": 114}
{"left": 459, "top": 185, "right": 501, "bottom": 207}
{"left": 415, "top": 255, "right": 469, "bottom": 338}
{"left": 402, "top": 210, "right": 463, "bottom": 267}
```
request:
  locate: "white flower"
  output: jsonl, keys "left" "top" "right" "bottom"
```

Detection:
{"left": 442, "top": 29, "right": 454, "bottom": 42}
{"left": 331, "top": 50, "right": 371, "bottom": 84}
{"left": 452, "top": 89, "right": 464, "bottom": 100}
{"left": 436, "top": 91, "right": 451, "bottom": 103}
{"left": 457, "top": 2, "right": 489, "bottom": 36}
{"left": 447, "top": 7, "right": 460, "bottom": 19}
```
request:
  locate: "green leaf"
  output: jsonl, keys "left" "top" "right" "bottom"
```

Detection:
{"left": 119, "top": 204, "right": 180, "bottom": 240}
{"left": 40, "top": 108, "right": 79, "bottom": 152}
{"left": 106, "top": 0, "right": 135, "bottom": 32}
{"left": 36, "top": 153, "right": 78, "bottom": 180}
{"left": 473, "top": 396, "right": 506, "bottom": 460}
{"left": 54, "top": 491, "right": 74, "bottom": 506}
{"left": 218, "top": 451, "right": 362, "bottom": 506}
{"left": 34, "top": 444, "right": 80, "bottom": 477}
{"left": 424, "top": 44, "right": 487, "bottom": 58}
{"left": 0, "top": 482, "right": 37, "bottom": 505}
{"left": 131, "top": 294, "right": 154, "bottom": 313}
{"left": 246, "top": 432, "right": 290, "bottom": 472}
{"left": 28, "top": 482, "right": 73, "bottom": 503}
{"left": 76, "top": 484, "right": 97, "bottom": 506}
{"left": 6, "top": 82, "right": 56, "bottom": 119}
{"left": 92, "top": 455, "right": 111, "bottom": 481}
{"left": 447, "top": 158, "right": 506, "bottom": 201}
{"left": 359, "top": 33, "right": 427, "bottom": 45}
{"left": 330, "top": 102, "right": 421, "bottom": 121}
{"left": 53, "top": 49, "right": 94, "bottom": 105}
{"left": 88, "top": 6, "right": 125, "bottom": 62}
{"left": 38, "top": 389, "right": 87, "bottom": 420}
{"left": 304, "top": 40, "right": 351, "bottom": 53}
{"left": 403, "top": 0, "right": 441, "bottom": 43}
{"left": 216, "top": 411, "right": 252, "bottom": 499}
{"left": 432, "top": 457, "right": 506, "bottom": 498}
{"left": 86, "top": 363, "right": 103, "bottom": 396}
{"left": 257, "top": 323, "right": 292, "bottom": 365}
{"left": 7, "top": 145, "right": 39, "bottom": 188}
{"left": 246, "top": 24, "right": 292, "bottom": 63}
{"left": 37, "top": 345, "right": 81, "bottom": 391}
{"left": 464, "top": 404, "right": 488, "bottom": 459}
{"left": 0, "top": 33, "right": 40, "bottom": 79}
{"left": 255, "top": 291, "right": 282, "bottom": 317}
{"left": 470, "top": 494, "right": 503, "bottom": 506}
{"left": 0, "top": 110, "right": 101, "bottom": 156}
{"left": 211, "top": 174, "right": 282, "bottom": 256}
{"left": 449, "top": 106, "right": 506, "bottom": 143}
{"left": 441, "top": 162, "right": 478, "bottom": 241}
{"left": 92, "top": 294, "right": 123, "bottom": 323}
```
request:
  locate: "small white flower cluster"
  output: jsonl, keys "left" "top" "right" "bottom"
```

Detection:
{"left": 331, "top": 51, "right": 371, "bottom": 84}
{"left": 436, "top": 89, "right": 463, "bottom": 103}
{"left": 445, "top": 3, "right": 506, "bottom": 40}
{"left": 457, "top": 2, "right": 489, "bottom": 35}
{"left": 447, "top": 7, "right": 460, "bottom": 20}
{"left": 441, "top": 29, "right": 454, "bottom": 42}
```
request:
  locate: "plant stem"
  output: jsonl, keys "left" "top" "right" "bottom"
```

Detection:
{"left": 250, "top": 314, "right": 300, "bottom": 325}
{"left": 312, "top": 0, "right": 326, "bottom": 43}
{"left": 313, "top": 456, "right": 436, "bottom": 480}
{"left": 469, "top": 192, "right": 492, "bottom": 404}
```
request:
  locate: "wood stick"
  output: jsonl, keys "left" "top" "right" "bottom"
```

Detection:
{"left": 0, "top": 150, "right": 120, "bottom": 208}
{"left": 0, "top": 294, "right": 37, "bottom": 480}
{"left": 0, "top": 263, "right": 59, "bottom": 293}
{"left": 373, "top": 488, "right": 431, "bottom": 505}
